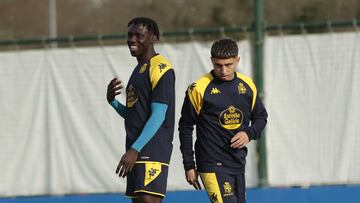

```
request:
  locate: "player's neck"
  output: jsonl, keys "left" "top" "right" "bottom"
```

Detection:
{"left": 136, "top": 48, "right": 156, "bottom": 63}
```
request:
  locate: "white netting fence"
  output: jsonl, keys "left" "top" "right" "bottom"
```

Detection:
{"left": 0, "top": 39, "right": 254, "bottom": 196}
{"left": 265, "top": 31, "right": 360, "bottom": 186}
{"left": 0, "top": 30, "right": 360, "bottom": 197}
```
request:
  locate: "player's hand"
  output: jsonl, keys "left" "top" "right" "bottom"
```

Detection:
{"left": 230, "top": 131, "right": 250, "bottom": 149}
{"left": 185, "top": 169, "right": 202, "bottom": 190}
{"left": 115, "top": 148, "right": 138, "bottom": 178}
{"left": 107, "top": 77, "right": 123, "bottom": 103}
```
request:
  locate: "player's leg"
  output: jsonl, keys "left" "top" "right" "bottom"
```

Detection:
{"left": 135, "top": 193, "right": 162, "bottom": 203}
{"left": 199, "top": 172, "right": 237, "bottom": 203}
{"left": 235, "top": 173, "right": 246, "bottom": 203}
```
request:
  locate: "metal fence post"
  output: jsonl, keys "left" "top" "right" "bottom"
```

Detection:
{"left": 253, "top": 0, "right": 267, "bottom": 186}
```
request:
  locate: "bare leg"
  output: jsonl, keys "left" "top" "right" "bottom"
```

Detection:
{"left": 135, "top": 193, "right": 162, "bottom": 203}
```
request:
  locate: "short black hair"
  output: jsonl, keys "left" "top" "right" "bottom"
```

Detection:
{"left": 128, "top": 17, "right": 160, "bottom": 40}
{"left": 211, "top": 38, "right": 238, "bottom": 59}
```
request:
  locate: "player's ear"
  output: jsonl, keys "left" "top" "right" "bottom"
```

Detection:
{"left": 151, "top": 35, "right": 158, "bottom": 43}
{"left": 235, "top": 56, "right": 240, "bottom": 66}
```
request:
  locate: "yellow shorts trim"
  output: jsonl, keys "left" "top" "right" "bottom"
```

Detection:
{"left": 134, "top": 189, "right": 166, "bottom": 198}
{"left": 135, "top": 161, "right": 169, "bottom": 167}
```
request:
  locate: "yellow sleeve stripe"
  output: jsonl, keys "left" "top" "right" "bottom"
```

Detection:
{"left": 187, "top": 73, "right": 213, "bottom": 114}
{"left": 149, "top": 55, "right": 173, "bottom": 90}
{"left": 236, "top": 72, "right": 257, "bottom": 111}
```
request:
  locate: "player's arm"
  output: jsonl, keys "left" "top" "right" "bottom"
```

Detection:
{"left": 231, "top": 81, "right": 267, "bottom": 148}
{"left": 110, "top": 100, "right": 127, "bottom": 118}
{"left": 107, "top": 78, "right": 127, "bottom": 118}
{"left": 116, "top": 102, "right": 168, "bottom": 178}
{"left": 243, "top": 94, "right": 268, "bottom": 140}
{"left": 116, "top": 103, "right": 168, "bottom": 178}
{"left": 130, "top": 102, "right": 168, "bottom": 152}
{"left": 179, "top": 91, "right": 202, "bottom": 189}
{"left": 131, "top": 68, "right": 175, "bottom": 152}
{"left": 178, "top": 92, "right": 198, "bottom": 171}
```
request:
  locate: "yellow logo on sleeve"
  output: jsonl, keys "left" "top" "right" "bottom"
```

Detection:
{"left": 139, "top": 63, "right": 148, "bottom": 73}
{"left": 238, "top": 82, "right": 246, "bottom": 94}
{"left": 219, "top": 106, "right": 243, "bottom": 130}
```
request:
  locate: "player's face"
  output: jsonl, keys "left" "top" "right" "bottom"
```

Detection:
{"left": 127, "top": 23, "right": 155, "bottom": 57}
{"left": 211, "top": 56, "right": 239, "bottom": 81}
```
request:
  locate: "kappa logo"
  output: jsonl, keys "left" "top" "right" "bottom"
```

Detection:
{"left": 158, "top": 63, "right": 167, "bottom": 72}
{"left": 144, "top": 162, "right": 161, "bottom": 186}
{"left": 210, "top": 87, "right": 221, "bottom": 94}
{"left": 209, "top": 192, "right": 219, "bottom": 203}
{"left": 148, "top": 168, "right": 159, "bottom": 177}
{"left": 188, "top": 83, "right": 196, "bottom": 92}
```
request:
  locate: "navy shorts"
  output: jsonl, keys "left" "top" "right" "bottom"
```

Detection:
{"left": 126, "top": 161, "right": 169, "bottom": 198}
{"left": 199, "top": 172, "right": 246, "bottom": 203}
